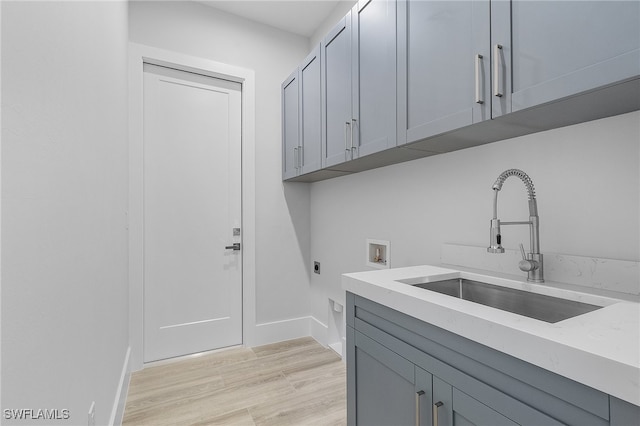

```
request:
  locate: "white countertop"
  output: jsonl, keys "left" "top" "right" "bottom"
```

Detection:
{"left": 342, "top": 265, "right": 640, "bottom": 406}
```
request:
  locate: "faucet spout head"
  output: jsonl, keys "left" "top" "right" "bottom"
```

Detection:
{"left": 487, "top": 219, "right": 505, "bottom": 253}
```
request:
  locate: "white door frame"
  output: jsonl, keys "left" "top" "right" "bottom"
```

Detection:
{"left": 128, "top": 43, "right": 257, "bottom": 371}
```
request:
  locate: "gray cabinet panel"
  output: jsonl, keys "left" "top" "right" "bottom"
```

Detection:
{"left": 300, "top": 46, "right": 322, "bottom": 174}
{"left": 322, "top": 14, "right": 352, "bottom": 168}
{"left": 433, "top": 376, "right": 454, "bottom": 426}
{"left": 352, "top": 0, "right": 397, "bottom": 157}
{"left": 353, "top": 330, "right": 430, "bottom": 426}
{"left": 398, "top": 0, "right": 491, "bottom": 147}
{"left": 281, "top": 70, "right": 299, "bottom": 180}
{"left": 610, "top": 396, "right": 640, "bottom": 426}
{"left": 497, "top": 0, "right": 640, "bottom": 116}
{"left": 452, "top": 388, "right": 518, "bottom": 426}
{"left": 355, "top": 342, "right": 414, "bottom": 426}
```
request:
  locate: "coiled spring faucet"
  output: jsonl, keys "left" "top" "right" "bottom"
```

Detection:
{"left": 488, "top": 169, "right": 544, "bottom": 283}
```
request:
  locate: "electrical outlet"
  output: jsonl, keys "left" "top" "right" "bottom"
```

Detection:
{"left": 88, "top": 402, "right": 95, "bottom": 426}
{"left": 313, "top": 261, "right": 321, "bottom": 274}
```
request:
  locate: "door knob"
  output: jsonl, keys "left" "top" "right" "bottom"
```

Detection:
{"left": 225, "top": 243, "right": 241, "bottom": 251}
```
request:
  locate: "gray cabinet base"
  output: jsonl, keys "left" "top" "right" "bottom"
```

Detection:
{"left": 347, "top": 292, "right": 639, "bottom": 426}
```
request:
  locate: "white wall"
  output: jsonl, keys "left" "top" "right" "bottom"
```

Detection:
{"left": 1, "top": 0, "right": 4, "bottom": 409}
{"left": 1, "top": 1, "right": 130, "bottom": 425}
{"left": 309, "top": 112, "right": 640, "bottom": 345}
{"left": 309, "top": 0, "right": 357, "bottom": 48}
{"left": 129, "top": 1, "right": 313, "bottom": 343}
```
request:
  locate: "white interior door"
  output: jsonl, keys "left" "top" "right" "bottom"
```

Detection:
{"left": 143, "top": 63, "right": 242, "bottom": 362}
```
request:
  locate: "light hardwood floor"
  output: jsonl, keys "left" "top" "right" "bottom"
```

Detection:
{"left": 122, "top": 337, "right": 346, "bottom": 425}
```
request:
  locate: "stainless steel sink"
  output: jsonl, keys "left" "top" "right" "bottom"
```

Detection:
{"left": 397, "top": 277, "right": 603, "bottom": 323}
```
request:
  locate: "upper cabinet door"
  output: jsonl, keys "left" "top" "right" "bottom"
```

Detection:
{"left": 493, "top": 0, "right": 640, "bottom": 117}
{"left": 322, "top": 13, "right": 353, "bottom": 169}
{"left": 352, "top": 0, "right": 397, "bottom": 157}
{"left": 299, "top": 46, "right": 322, "bottom": 175}
{"left": 281, "top": 70, "right": 299, "bottom": 180}
{"left": 398, "top": 0, "right": 491, "bottom": 146}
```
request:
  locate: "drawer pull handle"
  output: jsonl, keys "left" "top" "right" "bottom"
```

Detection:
{"left": 415, "top": 390, "right": 425, "bottom": 426}
{"left": 433, "top": 401, "right": 444, "bottom": 426}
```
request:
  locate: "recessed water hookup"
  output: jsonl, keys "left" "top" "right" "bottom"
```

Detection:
{"left": 366, "top": 239, "right": 390, "bottom": 269}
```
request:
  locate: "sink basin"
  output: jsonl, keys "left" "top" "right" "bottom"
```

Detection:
{"left": 397, "top": 277, "right": 603, "bottom": 323}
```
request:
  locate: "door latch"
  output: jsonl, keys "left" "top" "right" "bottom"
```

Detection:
{"left": 225, "top": 243, "right": 241, "bottom": 251}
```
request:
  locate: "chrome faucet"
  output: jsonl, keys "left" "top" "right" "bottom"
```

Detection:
{"left": 487, "top": 169, "right": 544, "bottom": 283}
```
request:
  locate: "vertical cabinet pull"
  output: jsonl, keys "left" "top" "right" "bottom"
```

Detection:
{"left": 493, "top": 44, "right": 503, "bottom": 98}
{"left": 433, "top": 401, "right": 444, "bottom": 426}
{"left": 345, "top": 121, "right": 352, "bottom": 160}
{"left": 475, "top": 54, "right": 484, "bottom": 104}
{"left": 293, "top": 147, "right": 299, "bottom": 170}
{"left": 298, "top": 145, "right": 303, "bottom": 169}
{"left": 351, "top": 118, "right": 357, "bottom": 155}
{"left": 415, "top": 390, "right": 425, "bottom": 426}
{"left": 345, "top": 121, "right": 351, "bottom": 153}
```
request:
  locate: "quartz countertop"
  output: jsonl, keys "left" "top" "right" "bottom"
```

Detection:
{"left": 342, "top": 265, "right": 640, "bottom": 406}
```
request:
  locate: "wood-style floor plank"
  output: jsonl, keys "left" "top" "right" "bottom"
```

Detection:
{"left": 122, "top": 337, "right": 346, "bottom": 425}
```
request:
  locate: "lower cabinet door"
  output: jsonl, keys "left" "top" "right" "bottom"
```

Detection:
{"left": 353, "top": 330, "right": 432, "bottom": 426}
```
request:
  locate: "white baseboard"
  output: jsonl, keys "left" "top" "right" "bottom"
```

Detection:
{"left": 328, "top": 342, "right": 343, "bottom": 357}
{"left": 109, "top": 346, "right": 131, "bottom": 426}
{"left": 252, "top": 316, "right": 314, "bottom": 347}
{"left": 310, "top": 315, "right": 328, "bottom": 346}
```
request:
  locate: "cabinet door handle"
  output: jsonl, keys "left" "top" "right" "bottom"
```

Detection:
{"left": 433, "top": 401, "right": 444, "bottom": 426}
{"left": 351, "top": 118, "right": 357, "bottom": 155}
{"left": 345, "top": 121, "right": 350, "bottom": 152}
{"left": 475, "top": 54, "right": 484, "bottom": 104}
{"left": 493, "top": 44, "right": 503, "bottom": 98}
{"left": 298, "top": 145, "right": 303, "bottom": 169}
{"left": 345, "top": 121, "right": 352, "bottom": 160}
{"left": 415, "top": 390, "right": 425, "bottom": 426}
{"left": 293, "top": 147, "right": 299, "bottom": 169}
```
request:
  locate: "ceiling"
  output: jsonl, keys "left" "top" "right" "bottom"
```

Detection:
{"left": 197, "top": 1, "right": 344, "bottom": 38}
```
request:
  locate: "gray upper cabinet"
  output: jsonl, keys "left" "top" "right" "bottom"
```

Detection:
{"left": 281, "top": 70, "right": 299, "bottom": 180}
{"left": 321, "top": 14, "right": 353, "bottom": 169}
{"left": 397, "top": 0, "right": 490, "bottom": 146}
{"left": 299, "top": 46, "right": 322, "bottom": 174}
{"left": 282, "top": 47, "right": 322, "bottom": 180}
{"left": 284, "top": 0, "right": 639, "bottom": 182}
{"left": 321, "top": 0, "right": 398, "bottom": 170}
{"left": 399, "top": 0, "right": 640, "bottom": 148}
{"left": 494, "top": 0, "right": 640, "bottom": 117}
{"left": 352, "top": 0, "right": 397, "bottom": 158}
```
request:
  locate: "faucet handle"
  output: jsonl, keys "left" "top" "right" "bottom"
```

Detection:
{"left": 518, "top": 243, "right": 538, "bottom": 273}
